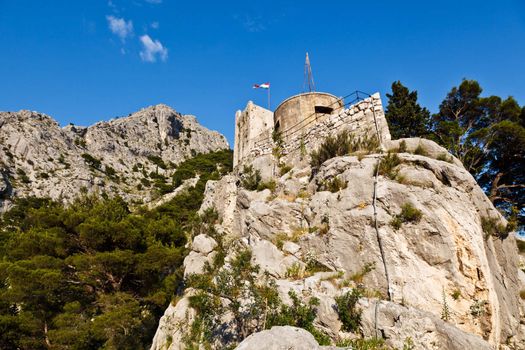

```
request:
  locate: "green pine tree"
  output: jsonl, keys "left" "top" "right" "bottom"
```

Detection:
{"left": 385, "top": 81, "right": 431, "bottom": 139}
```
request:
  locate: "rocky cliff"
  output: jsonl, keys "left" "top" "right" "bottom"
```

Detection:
{"left": 151, "top": 136, "right": 525, "bottom": 349}
{"left": 0, "top": 104, "right": 228, "bottom": 209}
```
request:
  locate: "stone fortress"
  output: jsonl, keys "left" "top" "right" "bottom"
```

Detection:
{"left": 233, "top": 90, "right": 391, "bottom": 176}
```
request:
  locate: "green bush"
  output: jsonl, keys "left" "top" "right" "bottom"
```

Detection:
{"left": 104, "top": 165, "right": 118, "bottom": 179}
{"left": 0, "top": 193, "right": 193, "bottom": 349}
{"left": 390, "top": 203, "right": 423, "bottom": 230}
{"left": 279, "top": 163, "right": 293, "bottom": 176}
{"left": 335, "top": 286, "right": 363, "bottom": 332}
{"left": 481, "top": 216, "right": 511, "bottom": 239}
{"left": 16, "top": 168, "right": 30, "bottom": 183}
{"left": 172, "top": 149, "right": 232, "bottom": 189}
{"left": 240, "top": 165, "right": 262, "bottom": 191}
{"left": 257, "top": 179, "right": 276, "bottom": 192}
{"left": 414, "top": 144, "right": 428, "bottom": 156}
{"left": 376, "top": 152, "right": 402, "bottom": 180}
{"left": 186, "top": 246, "right": 330, "bottom": 348}
{"left": 0, "top": 150, "right": 234, "bottom": 350}
{"left": 398, "top": 140, "right": 407, "bottom": 153}
{"left": 437, "top": 153, "right": 453, "bottom": 163}
{"left": 321, "top": 176, "right": 347, "bottom": 193}
{"left": 310, "top": 130, "right": 379, "bottom": 170}
{"left": 517, "top": 240, "right": 525, "bottom": 254}
{"left": 268, "top": 291, "right": 330, "bottom": 345}
{"left": 147, "top": 155, "right": 168, "bottom": 169}
{"left": 81, "top": 153, "right": 102, "bottom": 170}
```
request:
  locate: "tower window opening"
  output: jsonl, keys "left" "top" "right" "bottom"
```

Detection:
{"left": 315, "top": 106, "right": 334, "bottom": 114}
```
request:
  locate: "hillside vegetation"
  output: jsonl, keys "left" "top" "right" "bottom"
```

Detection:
{"left": 0, "top": 150, "right": 232, "bottom": 350}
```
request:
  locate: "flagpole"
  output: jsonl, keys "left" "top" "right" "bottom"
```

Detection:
{"left": 268, "top": 86, "right": 271, "bottom": 110}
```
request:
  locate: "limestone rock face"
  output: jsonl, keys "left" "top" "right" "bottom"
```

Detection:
{"left": 0, "top": 105, "right": 228, "bottom": 207}
{"left": 235, "top": 326, "right": 328, "bottom": 350}
{"left": 151, "top": 137, "right": 524, "bottom": 350}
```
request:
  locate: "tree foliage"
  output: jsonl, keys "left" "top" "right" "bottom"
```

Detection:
{"left": 385, "top": 80, "right": 525, "bottom": 230}
{"left": 385, "top": 81, "right": 431, "bottom": 139}
{"left": 186, "top": 245, "right": 330, "bottom": 348}
{"left": 0, "top": 150, "right": 233, "bottom": 349}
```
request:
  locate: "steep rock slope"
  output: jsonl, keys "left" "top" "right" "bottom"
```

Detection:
{"left": 151, "top": 139, "right": 524, "bottom": 349}
{"left": 0, "top": 104, "right": 228, "bottom": 209}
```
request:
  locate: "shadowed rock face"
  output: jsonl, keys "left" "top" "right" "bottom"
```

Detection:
{"left": 0, "top": 104, "right": 228, "bottom": 209}
{"left": 151, "top": 137, "right": 524, "bottom": 350}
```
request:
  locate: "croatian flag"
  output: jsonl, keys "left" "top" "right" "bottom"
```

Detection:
{"left": 253, "top": 82, "right": 270, "bottom": 89}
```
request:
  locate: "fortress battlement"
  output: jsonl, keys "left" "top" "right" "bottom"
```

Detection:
{"left": 233, "top": 91, "right": 391, "bottom": 176}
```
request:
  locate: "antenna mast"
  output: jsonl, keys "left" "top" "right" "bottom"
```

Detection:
{"left": 304, "top": 52, "right": 315, "bottom": 92}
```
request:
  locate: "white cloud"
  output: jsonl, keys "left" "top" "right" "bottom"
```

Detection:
{"left": 139, "top": 35, "right": 168, "bottom": 62}
{"left": 151, "top": 21, "right": 159, "bottom": 29}
{"left": 145, "top": 0, "right": 162, "bottom": 3}
{"left": 106, "top": 15, "right": 133, "bottom": 41}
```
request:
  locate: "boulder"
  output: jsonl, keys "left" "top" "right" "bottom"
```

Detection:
{"left": 235, "top": 326, "right": 322, "bottom": 350}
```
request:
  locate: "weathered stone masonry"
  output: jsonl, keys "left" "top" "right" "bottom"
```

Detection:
{"left": 233, "top": 92, "right": 391, "bottom": 172}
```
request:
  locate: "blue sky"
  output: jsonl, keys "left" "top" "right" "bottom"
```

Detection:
{"left": 1, "top": 0, "right": 524, "bottom": 145}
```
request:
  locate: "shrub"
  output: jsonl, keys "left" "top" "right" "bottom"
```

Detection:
{"left": 75, "top": 138, "right": 87, "bottom": 148}
{"left": 279, "top": 163, "right": 293, "bottom": 176}
{"left": 414, "top": 144, "right": 428, "bottom": 156}
{"left": 240, "top": 165, "right": 261, "bottom": 191}
{"left": 398, "top": 140, "right": 407, "bottom": 153}
{"left": 16, "top": 168, "right": 30, "bottom": 184}
{"left": 105, "top": 165, "right": 118, "bottom": 178}
{"left": 441, "top": 287, "right": 450, "bottom": 321}
{"left": 321, "top": 176, "right": 347, "bottom": 193}
{"left": 349, "top": 262, "right": 375, "bottom": 284}
{"left": 267, "top": 291, "right": 330, "bottom": 346}
{"left": 470, "top": 299, "right": 487, "bottom": 317}
{"left": 171, "top": 149, "right": 233, "bottom": 189}
{"left": 451, "top": 289, "right": 461, "bottom": 300}
{"left": 481, "top": 216, "right": 510, "bottom": 239}
{"left": 400, "top": 203, "right": 423, "bottom": 222}
{"left": 390, "top": 203, "right": 422, "bottom": 230}
{"left": 186, "top": 248, "right": 330, "bottom": 347}
{"left": 517, "top": 240, "right": 525, "bottom": 254}
{"left": 0, "top": 189, "right": 207, "bottom": 349}
{"left": 81, "top": 153, "right": 102, "bottom": 170}
{"left": 376, "top": 152, "right": 402, "bottom": 180}
{"left": 272, "top": 232, "right": 289, "bottom": 249}
{"left": 257, "top": 180, "right": 276, "bottom": 192}
{"left": 147, "top": 155, "right": 167, "bottom": 170}
{"left": 335, "top": 286, "right": 363, "bottom": 332}
{"left": 310, "top": 130, "right": 379, "bottom": 170}
{"left": 437, "top": 153, "right": 453, "bottom": 163}
{"left": 285, "top": 262, "right": 304, "bottom": 279}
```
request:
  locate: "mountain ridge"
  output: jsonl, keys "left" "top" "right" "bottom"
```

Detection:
{"left": 0, "top": 104, "right": 229, "bottom": 210}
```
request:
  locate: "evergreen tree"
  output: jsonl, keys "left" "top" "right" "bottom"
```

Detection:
{"left": 0, "top": 149, "right": 233, "bottom": 350}
{"left": 385, "top": 81, "right": 431, "bottom": 139}
{"left": 432, "top": 80, "right": 525, "bottom": 228}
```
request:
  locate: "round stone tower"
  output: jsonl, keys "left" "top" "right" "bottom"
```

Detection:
{"left": 273, "top": 92, "right": 343, "bottom": 136}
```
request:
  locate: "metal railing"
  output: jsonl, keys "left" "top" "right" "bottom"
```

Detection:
{"left": 251, "top": 90, "right": 375, "bottom": 151}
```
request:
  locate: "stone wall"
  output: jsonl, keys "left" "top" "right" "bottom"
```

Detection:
{"left": 236, "top": 93, "right": 390, "bottom": 172}
{"left": 233, "top": 101, "right": 274, "bottom": 168}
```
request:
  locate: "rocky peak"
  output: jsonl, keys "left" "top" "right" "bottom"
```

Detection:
{"left": 150, "top": 137, "right": 525, "bottom": 349}
{"left": 0, "top": 105, "right": 229, "bottom": 210}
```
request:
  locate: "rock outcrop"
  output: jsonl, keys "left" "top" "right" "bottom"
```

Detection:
{"left": 151, "top": 137, "right": 524, "bottom": 349}
{"left": 0, "top": 105, "right": 228, "bottom": 209}
{"left": 235, "top": 326, "right": 336, "bottom": 350}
